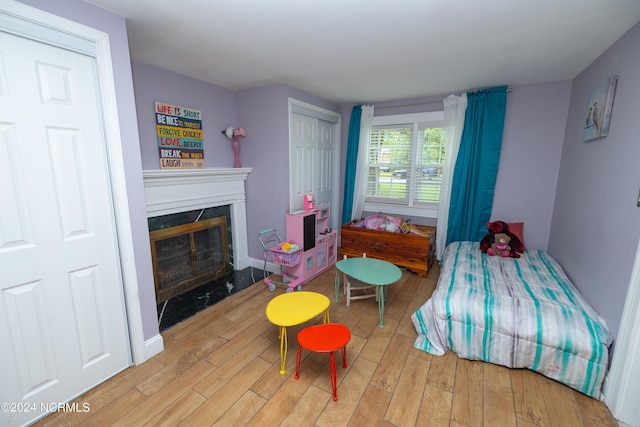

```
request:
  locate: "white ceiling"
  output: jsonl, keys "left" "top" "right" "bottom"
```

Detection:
{"left": 87, "top": 0, "right": 640, "bottom": 104}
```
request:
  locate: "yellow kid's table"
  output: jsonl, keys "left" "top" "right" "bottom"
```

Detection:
{"left": 265, "top": 291, "right": 330, "bottom": 374}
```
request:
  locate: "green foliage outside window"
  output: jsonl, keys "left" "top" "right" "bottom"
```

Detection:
{"left": 367, "top": 124, "right": 446, "bottom": 205}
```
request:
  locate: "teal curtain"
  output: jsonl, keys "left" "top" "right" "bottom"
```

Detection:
{"left": 341, "top": 105, "right": 362, "bottom": 224}
{"left": 447, "top": 86, "right": 508, "bottom": 244}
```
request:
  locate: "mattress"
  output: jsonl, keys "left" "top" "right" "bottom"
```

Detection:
{"left": 411, "top": 241, "right": 612, "bottom": 398}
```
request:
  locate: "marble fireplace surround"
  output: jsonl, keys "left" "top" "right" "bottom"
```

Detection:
{"left": 143, "top": 168, "right": 252, "bottom": 271}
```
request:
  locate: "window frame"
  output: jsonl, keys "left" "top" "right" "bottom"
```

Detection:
{"left": 363, "top": 111, "right": 444, "bottom": 219}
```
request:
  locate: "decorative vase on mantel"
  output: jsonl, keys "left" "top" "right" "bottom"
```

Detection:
{"left": 222, "top": 126, "right": 246, "bottom": 168}
{"left": 231, "top": 137, "right": 241, "bottom": 168}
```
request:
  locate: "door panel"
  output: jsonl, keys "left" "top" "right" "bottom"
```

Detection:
{"left": 3, "top": 281, "right": 57, "bottom": 398}
{"left": 316, "top": 119, "right": 333, "bottom": 208}
{"left": 0, "top": 30, "right": 130, "bottom": 426}
{"left": 290, "top": 113, "right": 316, "bottom": 212}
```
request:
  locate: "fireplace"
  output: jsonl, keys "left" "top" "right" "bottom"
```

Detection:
{"left": 143, "top": 168, "right": 251, "bottom": 265}
{"left": 149, "top": 215, "right": 230, "bottom": 303}
{"left": 143, "top": 168, "right": 252, "bottom": 304}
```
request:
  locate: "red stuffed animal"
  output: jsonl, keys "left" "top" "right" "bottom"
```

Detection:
{"left": 480, "top": 221, "right": 524, "bottom": 258}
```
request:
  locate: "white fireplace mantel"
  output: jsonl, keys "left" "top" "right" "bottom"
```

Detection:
{"left": 143, "top": 168, "right": 252, "bottom": 270}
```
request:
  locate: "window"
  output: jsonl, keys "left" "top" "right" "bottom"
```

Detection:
{"left": 365, "top": 112, "right": 445, "bottom": 216}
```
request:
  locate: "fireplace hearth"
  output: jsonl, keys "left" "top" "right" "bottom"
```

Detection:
{"left": 156, "top": 266, "right": 260, "bottom": 331}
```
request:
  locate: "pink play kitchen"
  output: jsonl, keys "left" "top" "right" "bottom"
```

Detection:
{"left": 260, "top": 194, "right": 337, "bottom": 292}
{"left": 285, "top": 204, "right": 337, "bottom": 283}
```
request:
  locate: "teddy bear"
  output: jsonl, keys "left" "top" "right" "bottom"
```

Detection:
{"left": 487, "top": 233, "right": 511, "bottom": 257}
{"left": 480, "top": 220, "right": 524, "bottom": 258}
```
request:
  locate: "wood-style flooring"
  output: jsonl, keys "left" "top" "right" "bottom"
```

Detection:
{"left": 35, "top": 263, "right": 618, "bottom": 426}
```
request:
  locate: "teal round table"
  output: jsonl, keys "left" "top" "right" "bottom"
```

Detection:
{"left": 334, "top": 257, "right": 402, "bottom": 328}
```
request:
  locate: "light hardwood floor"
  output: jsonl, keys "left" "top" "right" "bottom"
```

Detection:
{"left": 35, "top": 264, "right": 617, "bottom": 426}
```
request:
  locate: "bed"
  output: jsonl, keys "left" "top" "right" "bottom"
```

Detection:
{"left": 411, "top": 241, "right": 612, "bottom": 398}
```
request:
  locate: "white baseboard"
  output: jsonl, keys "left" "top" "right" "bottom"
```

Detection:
{"left": 234, "top": 255, "right": 251, "bottom": 270}
{"left": 249, "top": 256, "right": 279, "bottom": 275}
{"left": 142, "top": 333, "right": 164, "bottom": 362}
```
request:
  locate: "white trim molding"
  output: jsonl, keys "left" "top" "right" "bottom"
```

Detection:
{"left": 603, "top": 237, "right": 640, "bottom": 425}
{"left": 144, "top": 334, "right": 165, "bottom": 360}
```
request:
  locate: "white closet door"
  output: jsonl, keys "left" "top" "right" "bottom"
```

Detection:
{"left": 289, "top": 101, "right": 340, "bottom": 230}
{"left": 0, "top": 30, "right": 130, "bottom": 426}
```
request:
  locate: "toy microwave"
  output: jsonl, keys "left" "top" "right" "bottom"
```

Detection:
{"left": 303, "top": 194, "right": 315, "bottom": 211}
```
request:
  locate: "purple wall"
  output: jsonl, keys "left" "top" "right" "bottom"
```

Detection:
{"left": 236, "top": 84, "right": 341, "bottom": 260}
{"left": 17, "top": 0, "right": 159, "bottom": 341}
{"left": 492, "top": 80, "right": 571, "bottom": 251}
{"left": 549, "top": 22, "right": 640, "bottom": 339}
{"left": 236, "top": 84, "right": 290, "bottom": 259}
{"left": 130, "top": 72, "right": 341, "bottom": 261}
{"left": 131, "top": 61, "right": 238, "bottom": 169}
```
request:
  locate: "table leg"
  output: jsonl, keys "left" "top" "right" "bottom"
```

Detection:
{"left": 279, "top": 326, "right": 287, "bottom": 374}
{"left": 294, "top": 343, "right": 303, "bottom": 379}
{"left": 378, "top": 285, "right": 385, "bottom": 328}
{"left": 329, "top": 352, "right": 338, "bottom": 401}
{"left": 334, "top": 270, "right": 340, "bottom": 302}
{"left": 341, "top": 345, "right": 348, "bottom": 368}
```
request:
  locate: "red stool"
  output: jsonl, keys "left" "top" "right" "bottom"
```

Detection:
{"left": 295, "top": 323, "right": 351, "bottom": 401}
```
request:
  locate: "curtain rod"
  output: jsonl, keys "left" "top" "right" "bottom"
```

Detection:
{"left": 374, "top": 100, "right": 443, "bottom": 110}
{"left": 373, "top": 87, "right": 511, "bottom": 110}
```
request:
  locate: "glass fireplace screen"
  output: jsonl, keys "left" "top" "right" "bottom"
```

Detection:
{"left": 149, "top": 216, "right": 230, "bottom": 303}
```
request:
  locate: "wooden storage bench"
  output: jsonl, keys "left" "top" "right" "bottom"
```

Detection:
{"left": 339, "top": 221, "right": 436, "bottom": 277}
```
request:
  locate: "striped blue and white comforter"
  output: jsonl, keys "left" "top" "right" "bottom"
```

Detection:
{"left": 411, "top": 241, "right": 612, "bottom": 398}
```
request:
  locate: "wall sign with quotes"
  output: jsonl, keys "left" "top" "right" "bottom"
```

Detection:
{"left": 155, "top": 101, "right": 204, "bottom": 168}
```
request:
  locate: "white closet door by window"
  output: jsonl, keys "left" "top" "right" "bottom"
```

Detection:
{"left": 289, "top": 99, "right": 341, "bottom": 230}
